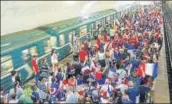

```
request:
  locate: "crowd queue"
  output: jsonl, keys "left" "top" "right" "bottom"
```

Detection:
{"left": 0, "top": 5, "right": 163, "bottom": 104}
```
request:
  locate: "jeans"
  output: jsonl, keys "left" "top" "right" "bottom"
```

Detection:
{"left": 35, "top": 73, "right": 39, "bottom": 85}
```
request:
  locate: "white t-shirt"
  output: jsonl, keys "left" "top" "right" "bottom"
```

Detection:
{"left": 51, "top": 53, "right": 58, "bottom": 64}
{"left": 116, "top": 84, "right": 128, "bottom": 94}
{"left": 97, "top": 52, "right": 105, "bottom": 60}
{"left": 12, "top": 76, "right": 15, "bottom": 83}
{"left": 116, "top": 69, "right": 127, "bottom": 79}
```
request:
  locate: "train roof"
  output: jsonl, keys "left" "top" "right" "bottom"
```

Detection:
{"left": 1, "top": 29, "right": 50, "bottom": 54}
{"left": 40, "top": 9, "right": 116, "bottom": 33}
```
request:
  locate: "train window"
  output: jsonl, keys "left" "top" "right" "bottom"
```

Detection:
{"left": 45, "top": 36, "right": 57, "bottom": 53}
{"left": 69, "top": 31, "right": 75, "bottom": 42}
{"left": 96, "top": 21, "right": 100, "bottom": 29}
{"left": 45, "top": 39, "right": 51, "bottom": 53}
{"left": 1, "top": 56, "right": 13, "bottom": 76}
{"left": 22, "top": 49, "right": 30, "bottom": 63}
{"left": 106, "top": 16, "right": 110, "bottom": 23}
{"left": 80, "top": 26, "right": 87, "bottom": 36}
{"left": 102, "top": 18, "right": 105, "bottom": 27}
{"left": 30, "top": 46, "right": 38, "bottom": 56}
{"left": 50, "top": 36, "right": 57, "bottom": 47}
{"left": 59, "top": 34, "right": 65, "bottom": 46}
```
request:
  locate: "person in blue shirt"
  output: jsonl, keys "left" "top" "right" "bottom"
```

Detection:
{"left": 128, "top": 71, "right": 142, "bottom": 88}
{"left": 49, "top": 77, "right": 59, "bottom": 103}
{"left": 154, "top": 18, "right": 159, "bottom": 25}
{"left": 56, "top": 68, "right": 63, "bottom": 83}
{"left": 121, "top": 90, "right": 133, "bottom": 104}
{"left": 127, "top": 81, "right": 139, "bottom": 104}
{"left": 139, "top": 76, "right": 151, "bottom": 103}
{"left": 130, "top": 57, "right": 139, "bottom": 73}
{"left": 127, "top": 43, "right": 135, "bottom": 50}
{"left": 31, "top": 85, "right": 40, "bottom": 103}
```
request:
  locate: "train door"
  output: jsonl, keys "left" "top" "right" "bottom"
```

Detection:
{"left": 22, "top": 46, "right": 38, "bottom": 65}
{"left": 110, "top": 15, "right": 114, "bottom": 27}
{"left": 106, "top": 16, "right": 111, "bottom": 24}
{"left": 101, "top": 18, "right": 104, "bottom": 28}
{"left": 79, "top": 25, "right": 88, "bottom": 41}
{"left": 92, "top": 21, "right": 97, "bottom": 39}
{"left": 69, "top": 30, "right": 75, "bottom": 45}
{"left": 89, "top": 23, "right": 94, "bottom": 39}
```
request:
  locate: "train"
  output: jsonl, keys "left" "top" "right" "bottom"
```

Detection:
{"left": 1, "top": 5, "right": 141, "bottom": 93}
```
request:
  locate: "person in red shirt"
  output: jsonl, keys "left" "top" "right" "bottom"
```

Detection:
{"left": 103, "top": 34, "right": 108, "bottom": 43}
{"left": 95, "top": 68, "right": 103, "bottom": 84}
{"left": 96, "top": 36, "right": 101, "bottom": 50}
{"left": 79, "top": 46, "right": 88, "bottom": 65}
{"left": 31, "top": 55, "right": 39, "bottom": 85}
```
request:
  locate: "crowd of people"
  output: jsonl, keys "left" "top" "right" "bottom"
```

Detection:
{"left": 0, "top": 5, "right": 163, "bottom": 104}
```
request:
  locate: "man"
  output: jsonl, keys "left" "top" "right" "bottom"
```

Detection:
{"left": 11, "top": 71, "right": 22, "bottom": 86}
{"left": 31, "top": 55, "right": 39, "bottom": 85}
{"left": 79, "top": 45, "right": 88, "bottom": 65}
{"left": 127, "top": 81, "right": 139, "bottom": 104}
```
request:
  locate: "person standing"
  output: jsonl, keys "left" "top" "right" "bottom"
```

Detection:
{"left": 79, "top": 45, "right": 88, "bottom": 66}
{"left": 40, "top": 58, "right": 50, "bottom": 79}
{"left": 51, "top": 49, "right": 58, "bottom": 72}
{"left": 31, "top": 55, "right": 39, "bottom": 85}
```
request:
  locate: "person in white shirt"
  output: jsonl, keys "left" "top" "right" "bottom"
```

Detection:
{"left": 66, "top": 89, "right": 79, "bottom": 103}
{"left": 116, "top": 83, "right": 128, "bottom": 94}
{"left": 97, "top": 48, "right": 106, "bottom": 68}
{"left": 116, "top": 68, "right": 127, "bottom": 80}
{"left": 51, "top": 49, "right": 58, "bottom": 72}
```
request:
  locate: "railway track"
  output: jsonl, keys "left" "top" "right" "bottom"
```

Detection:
{"left": 163, "top": 2, "right": 172, "bottom": 103}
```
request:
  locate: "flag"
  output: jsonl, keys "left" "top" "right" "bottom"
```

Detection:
{"left": 145, "top": 63, "right": 158, "bottom": 78}
{"left": 137, "top": 63, "right": 158, "bottom": 78}
{"left": 137, "top": 63, "right": 146, "bottom": 78}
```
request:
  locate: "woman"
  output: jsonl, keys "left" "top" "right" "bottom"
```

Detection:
{"left": 51, "top": 49, "right": 58, "bottom": 72}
